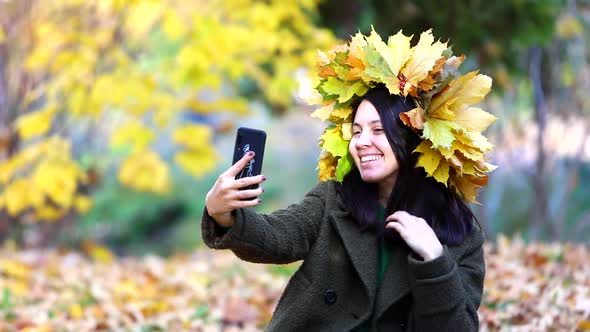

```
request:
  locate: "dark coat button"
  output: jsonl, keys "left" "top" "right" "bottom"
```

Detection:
{"left": 324, "top": 289, "right": 337, "bottom": 305}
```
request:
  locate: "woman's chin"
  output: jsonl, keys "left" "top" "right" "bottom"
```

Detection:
{"left": 360, "top": 172, "right": 383, "bottom": 183}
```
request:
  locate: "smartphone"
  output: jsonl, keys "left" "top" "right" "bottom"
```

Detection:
{"left": 232, "top": 127, "right": 266, "bottom": 190}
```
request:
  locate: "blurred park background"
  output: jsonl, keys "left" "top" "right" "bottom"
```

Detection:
{"left": 1, "top": 0, "right": 590, "bottom": 330}
{"left": 1, "top": 0, "right": 588, "bottom": 255}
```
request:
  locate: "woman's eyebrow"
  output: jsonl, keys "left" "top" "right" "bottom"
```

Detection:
{"left": 352, "top": 120, "right": 382, "bottom": 126}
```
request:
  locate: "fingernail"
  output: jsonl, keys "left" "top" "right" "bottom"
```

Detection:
{"left": 248, "top": 151, "right": 255, "bottom": 157}
{"left": 261, "top": 187, "right": 265, "bottom": 193}
{"left": 261, "top": 175, "right": 266, "bottom": 181}
{"left": 258, "top": 198, "right": 263, "bottom": 203}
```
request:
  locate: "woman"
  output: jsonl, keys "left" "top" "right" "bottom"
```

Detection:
{"left": 203, "top": 29, "right": 494, "bottom": 331}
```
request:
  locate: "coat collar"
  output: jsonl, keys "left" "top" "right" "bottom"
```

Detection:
{"left": 330, "top": 210, "right": 378, "bottom": 299}
{"left": 329, "top": 209, "right": 412, "bottom": 317}
{"left": 374, "top": 242, "right": 412, "bottom": 319}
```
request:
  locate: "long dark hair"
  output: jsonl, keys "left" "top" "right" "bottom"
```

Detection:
{"left": 338, "top": 86, "right": 474, "bottom": 245}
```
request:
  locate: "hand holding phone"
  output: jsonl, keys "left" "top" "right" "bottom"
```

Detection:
{"left": 204, "top": 127, "right": 267, "bottom": 228}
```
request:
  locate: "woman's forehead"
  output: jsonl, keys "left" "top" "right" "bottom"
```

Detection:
{"left": 353, "top": 100, "right": 381, "bottom": 125}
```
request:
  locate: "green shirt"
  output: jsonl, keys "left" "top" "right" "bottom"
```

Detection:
{"left": 352, "top": 205, "right": 389, "bottom": 331}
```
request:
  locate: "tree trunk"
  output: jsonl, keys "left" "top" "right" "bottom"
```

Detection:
{"left": 0, "top": 43, "right": 8, "bottom": 128}
{"left": 528, "top": 46, "right": 553, "bottom": 240}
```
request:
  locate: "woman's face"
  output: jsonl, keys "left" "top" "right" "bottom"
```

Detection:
{"left": 349, "top": 99, "right": 399, "bottom": 187}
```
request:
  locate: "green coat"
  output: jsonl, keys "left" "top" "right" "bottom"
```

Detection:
{"left": 202, "top": 180, "right": 485, "bottom": 331}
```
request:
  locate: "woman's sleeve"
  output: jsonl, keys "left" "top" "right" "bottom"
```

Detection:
{"left": 201, "top": 181, "right": 329, "bottom": 264}
{"left": 406, "top": 224, "right": 485, "bottom": 332}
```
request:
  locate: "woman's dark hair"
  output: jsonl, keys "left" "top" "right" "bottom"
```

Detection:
{"left": 338, "top": 85, "right": 474, "bottom": 245}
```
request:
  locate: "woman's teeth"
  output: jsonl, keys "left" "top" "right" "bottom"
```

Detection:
{"left": 361, "top": 155, "right": 383, "bottom": 162}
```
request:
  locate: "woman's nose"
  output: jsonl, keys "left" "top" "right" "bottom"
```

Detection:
{"left": 355, "top": 131, "right": 372, "bottom": 147}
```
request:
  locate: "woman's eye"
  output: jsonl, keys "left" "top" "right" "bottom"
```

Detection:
{"left": 352, "top": 130, "right": 361, "bottom": 136}
{"left": 374, "top": 128, "right": 383, "bottom": 133}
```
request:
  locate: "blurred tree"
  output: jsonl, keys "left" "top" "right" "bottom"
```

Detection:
{"left": 0, "top": 0, "right": 336, "bottom": 237}
{"left": 318, "top": 0, "right": 563, "bottom": 85}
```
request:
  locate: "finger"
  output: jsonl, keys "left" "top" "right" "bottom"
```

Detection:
{"left": 232, "top": 197, "right": 262, "bottom": 209}
{"left": 386, "top": 222, "right": 406, "bottom": 237}
{"left": 235, "top": 187, "right": 264, "bottom": 200}
{"left": 233, "top": 174, "right": 266, "bottom": 189}
{"left": 385, "top": 210, "right": 411, "bottom": 223}
{"left": 225, "top": 151, "right": 255, "bottom": 177}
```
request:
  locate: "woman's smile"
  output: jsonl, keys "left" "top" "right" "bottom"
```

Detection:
{"left": 360, "top": 153, "right": 384, "bottom": 164}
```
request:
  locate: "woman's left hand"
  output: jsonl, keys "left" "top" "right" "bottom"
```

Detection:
{"left": 385, "top": 211, "right": 443, "bottom": 262}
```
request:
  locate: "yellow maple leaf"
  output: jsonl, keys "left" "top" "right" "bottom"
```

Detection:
{"left": 341, "top": 122, "right": 352, "bottom": 141}
{"left": 310, "top": 104, "right": 334, "bottom": 122}
{"left": 332, "top": 106, "right": 353, "bottom": 120}
{"left": 422, "top": 118, "right": 460, "bottom": 149}
{"left": 451, "top": 140, "right": 484, "bottom": 161}
{"left": 400, "top": 106, "right": 426, "bottom": 130}
{"left": 432, "top": 161, "right": 450, "bottom": 185}
{"left": 386, "top": 31, "right": 413, "bottom": 68}
{"left": 450, "top": 172, "right": 487, "bottom": 203}
{"left": 346, "top": 32, "right": 368, "bottom": 77}
{"left": 414, "top": 141, "right": 442, "bottom": 175}
{"left": 428, "top": 71, "right": 492, "bottom": 119}
{"left": 317, "top": 150, "right": 337, "bottom": 181}
{"left": 366, "top": 28, "right": 411, "bottom": 78}
{"left": 400, "top": 30, "right": 447, "bottom": 95}
{"left": 454, "top": 129, "right": 494, "bottom": 153}
{"left": 453, "top": 107, "right": 497, "bottom": 132}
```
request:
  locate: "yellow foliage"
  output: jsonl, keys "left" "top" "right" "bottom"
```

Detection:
{"left": 162, "top": 9, "right": 186, "bottom": 40}
{"left": 2, "top": 0, "right": 337, "bottom": 223}
{"left": 15, "top": 106, "right": 56, "bottom": 140}
{"left": 174, "top": 148, "right": 218, "bottom": 178}
{"left": 556, "top": 14, "right": 584, "bottom": 39}
{"left": 124, "top": 1, "right": 164, "bottom": 40}
{"left": 173, "top": 124, "right": 212, "bottom": 150}
{"left": 32, "top": 161, "right": 81, "bottom": 209}
{"left": 74, "top": 195, "right": 93, "bottom": 213}
{"left": 0, "top": 259, "right": 31, "bottom": 280}
{"left": 110, "top": 120, "right": 155, "bottom": 152}
{"left": 35, "top": 206, "right": 67, "bottom": 221}
{"left": 82, "top": 241, "right": 114, "bottom": 263}
{"left": 118, "top": 150, "right": 170, "bottom": 194}
{"left": 3, "top": 179, "right": 33, "bottom": 215}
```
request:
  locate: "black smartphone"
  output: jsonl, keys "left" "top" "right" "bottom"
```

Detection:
{"left": 232, "top": 127, "right": 266, "bottom": 190}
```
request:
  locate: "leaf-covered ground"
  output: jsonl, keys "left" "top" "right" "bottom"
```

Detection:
{"left": 0, "top": 236, "right": 588, "bottom": 331}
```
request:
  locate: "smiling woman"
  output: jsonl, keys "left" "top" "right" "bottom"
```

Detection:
{"left": 202, "top": 29, "right": 494, "bottom": 331}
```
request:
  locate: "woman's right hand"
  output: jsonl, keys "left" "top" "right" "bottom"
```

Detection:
{"left": 205, "top": 151, "right": 266, "bottom": 228}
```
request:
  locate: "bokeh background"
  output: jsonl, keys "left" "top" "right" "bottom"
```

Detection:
{"left": 0, "top": 0, "right": 588, "bottom": 254}
{"left": 1, "top": 1, "right": 590, "bottom": 331}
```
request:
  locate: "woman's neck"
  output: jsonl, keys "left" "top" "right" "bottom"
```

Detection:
{"left": 377, "top": 173, "right": 397, "bottom": 206}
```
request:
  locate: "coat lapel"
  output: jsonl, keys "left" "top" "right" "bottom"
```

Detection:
{"left": 329, "top": 210, "right": 378, "bottom": 301}
{"left": 374, "top": 242, "right": 412, "bottom": 319}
